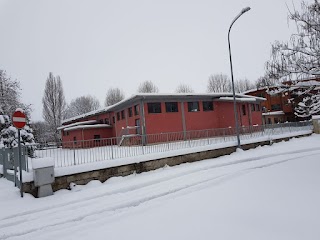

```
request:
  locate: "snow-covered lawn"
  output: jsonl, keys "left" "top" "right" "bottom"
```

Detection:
{"left": 1, "top": 134, "right": 320, "bottom": 240}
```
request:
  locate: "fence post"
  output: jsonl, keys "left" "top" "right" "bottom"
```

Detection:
{"left": 73, "top": 142, "right": 76, "bottom": 166}
{"left": 141, "top": 135, "right": 145, "bottom": 155}
{"left": 111, "top": 139, "right": 114, "bottom": 159}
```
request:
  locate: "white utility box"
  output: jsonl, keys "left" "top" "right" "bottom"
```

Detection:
{"left": 32, "top": 157, "right": 55, "bottom": 198}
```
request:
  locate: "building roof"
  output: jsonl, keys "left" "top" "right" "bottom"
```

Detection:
{"left": 57, "top": 120, "right": 97, "bottom": 130}
{"left": 64, "top": 124, "right": 112, "bottom": 132}
{"left": 62, "top": 93, "right": 266, "bottom": 124}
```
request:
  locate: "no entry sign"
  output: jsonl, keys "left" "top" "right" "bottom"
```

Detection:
{"left": 12, "top": 109, "right": 26, "bottom": 129}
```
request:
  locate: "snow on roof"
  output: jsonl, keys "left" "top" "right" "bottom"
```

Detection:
{"left": 262, "top": 111, "right": 285, "bottom": 116}
{"left": 312, "top": 115, "right": 320, "bottom": 120}
{"left": 64, "top": 124, "right": 112, "bottom": 131}
{"left": 0, "top": 115, "right": 5, "bottom": 124}
{"left": 60, "top": 120, "right": 97, "bottom": 130}
{"left": 62, "top": 107, "right": 112, "bottom": 124}
{"left": 218, "top": 97, "right": 258, "bottom": 102}
{"left": 57, "top": 120, "right": 97, "bottom": 130}
{"left": 62, "top": 93, "right": 265, "bottom": 124}
{"left": 295, "top": 80, "right": 320, "bottom": 87}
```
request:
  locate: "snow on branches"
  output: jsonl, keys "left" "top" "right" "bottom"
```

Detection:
{"left": 266, "top": 1, "right": 320, "bottom": 81}
{"left": 295, "top": 94, "right": 320, "bottom": 118}
{"left": 0, "top": 113, "right": 35, "bottom": 151}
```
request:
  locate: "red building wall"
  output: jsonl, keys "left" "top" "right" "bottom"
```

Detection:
{"left": 144, "top": 102, "right": 184, "bottom": 134}
{"left": 183, "top": 101, "right": 219, "bottom": 131}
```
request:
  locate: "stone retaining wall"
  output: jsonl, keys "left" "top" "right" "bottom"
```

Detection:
{"left": 22, "top": 135, "right": 310, "bottom": 197}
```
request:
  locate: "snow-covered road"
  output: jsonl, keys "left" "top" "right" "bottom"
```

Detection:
{"left": 1, "top": 135, "right": 320, "bottom": 240}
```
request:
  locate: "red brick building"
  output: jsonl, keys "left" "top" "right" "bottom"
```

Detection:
{"left": 59, "top": 93, "right": 264, "bottom": 146}
{"left": 244, "top": 79, "right": 320, "bottom": 124}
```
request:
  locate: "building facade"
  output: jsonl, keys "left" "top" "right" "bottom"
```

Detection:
{"left": 244, "top": 78, "right": 320, "bottom": 124}
{"left": 59, "top": 93, "right": 264, "bottom": 146}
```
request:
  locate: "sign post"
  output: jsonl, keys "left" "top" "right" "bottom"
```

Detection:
{"left": 12, "top": 109, "right": 26, "bottom": 198}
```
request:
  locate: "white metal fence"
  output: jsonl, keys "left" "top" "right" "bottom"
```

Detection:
{"left": 30, "top": 121, "right": 313, "bottom": 168}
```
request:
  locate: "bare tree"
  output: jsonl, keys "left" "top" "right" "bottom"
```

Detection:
{"left": 104, "top": 88, "right": 125, "bottom": 106}
{"left": 42, "top": 72, "right": 66, "bottom": 142}
{"left": 235, "top": 78, "right": 255, "bottom": 93}
{"left": 266, "top": 1, "right": 320, "bottom": 81}
{"left": 137, "top": 80, "right": 159, "bottom": 93}
{"left": 255, "top": 76, "right": 277, "bottom": 89}
{"left": 175, "top": 83, "right": 194, "bottom": 93}
{"left": 31, "top": 121, "right": 54, "bottom": 143}
{"left": 207, "top": 74, "right": 232, "bottom": 93}
{"left": 65, "top": 95, "right": 100, "bottom": 119}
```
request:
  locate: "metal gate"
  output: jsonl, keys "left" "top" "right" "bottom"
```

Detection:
{"left": 0, "top": 147, "right": 28, "bottom": 187}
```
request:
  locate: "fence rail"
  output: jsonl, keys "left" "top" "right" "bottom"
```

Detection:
{"left": 26, "top": 121, "right": 313, "bottom": 168}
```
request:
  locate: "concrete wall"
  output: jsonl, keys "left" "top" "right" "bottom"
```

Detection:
{"left": 23, "top": 134, "right": 310, "bottom": 197}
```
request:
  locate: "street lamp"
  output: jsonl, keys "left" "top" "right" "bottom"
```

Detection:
{"left": 228, "top": 7, "right": 251, "bottom": 149}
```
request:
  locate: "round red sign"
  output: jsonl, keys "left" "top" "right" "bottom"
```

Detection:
{"left": 12, "top": 110, "right": 26, "bottom": 129}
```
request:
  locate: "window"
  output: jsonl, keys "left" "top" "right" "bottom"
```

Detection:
{"left": 203, "top": 101, "right": 213, "bottom": 111}
{"left": 256, "top": 104, "right": 260, "bottom": 111}
{"left": 105, "top": 118, "right": 110, "bottom": 124}
{"left": 188, "top": 102, "right": 199, "bottom": 112}
{"left": 148, "top": 103, "right": 162, "bottom": 113}
{"left": 99, "top": 119, "right": 103, "bottom": 124}
{"left": 128, "top": 107, "right": 133, "bottom": 117}
{"left": 251, "top": 104, "right": 255, "bottom": 112}
{"left": 271, "top": 104, "right": 281, "bottom": 111}
{"left": 134, "top": 105, "right": 139, "bottom": 115}
{"left": 117, "top": 112, "right": 120, "bottom": 121}
{"left": 94, "top": 135, "right": 101, "bottom": 143}
{"left": 267, "top": 118, "right": 272, "bottom": 124}
{"left": 165, "top": 102, "right": 178, "bottom": 112}
{"left": 121, "top": 110, "right": 125, "bottom": 119}
{"left": 135, "top": 119, "right": 141, "bottom": 134}
{"left": 73, "top": 136, "right": 77, "bottom": 144}
{"left": 112, "top": 116, "right": 115, "bottom": 124}
{"left": 242, "top": 105, "right": 246, "bottom": 115}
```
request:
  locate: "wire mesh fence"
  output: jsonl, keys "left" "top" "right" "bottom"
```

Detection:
{"left": 31, "top": 121, "right": 312, "bottom": 168}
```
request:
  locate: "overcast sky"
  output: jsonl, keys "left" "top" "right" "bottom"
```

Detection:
{"left": 0, "top": 0, "right": 308, "bottom": 121}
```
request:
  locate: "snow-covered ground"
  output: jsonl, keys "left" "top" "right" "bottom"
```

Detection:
{"left": 1, "top": 134, "right": 320, "bottom": 240}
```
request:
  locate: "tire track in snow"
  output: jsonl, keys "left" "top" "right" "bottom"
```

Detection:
{"left": 3, "top": 146, "right": 319, "bottom": 223}
{"left": 1, "top": 147, "right": 320, "bottom": 225}
{"left": 0, "top": 149, "right": 319, "bottom": 239}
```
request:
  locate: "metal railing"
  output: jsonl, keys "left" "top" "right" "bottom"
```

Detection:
{"left": 30, "top": 121, "right": 312, "bottom": 168}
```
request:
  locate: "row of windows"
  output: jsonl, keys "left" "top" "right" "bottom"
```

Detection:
{"left": 115, "top": 102, "right": 261, "bottom": 120}
{"left": 148, "top": 101, "right": 214, "bottom": 114}
{"left": 117, "top": 105, "right": 140, "bottom": 121}
{"left": 115, "top": 101, "right": 215, "bottom": 121}
{"left": 250, "top": 104, "right": 261, "bottom": 112}
{"left": 242, "top": 104, "right": 261, "bottom": 116}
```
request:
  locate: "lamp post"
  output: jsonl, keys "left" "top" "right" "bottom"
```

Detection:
{"left": 228, "top": 7, "right": 251, "bottom": 148}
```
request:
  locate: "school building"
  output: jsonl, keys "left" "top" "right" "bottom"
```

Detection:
{"left": 58, "top": 93, "right": 265, "bottom": 146}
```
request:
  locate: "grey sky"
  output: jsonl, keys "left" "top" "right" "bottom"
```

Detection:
{"left": 0, "top": 0, "right": 307, "bottom": 121}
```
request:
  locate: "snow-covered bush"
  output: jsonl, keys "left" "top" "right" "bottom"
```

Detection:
{"left": 295, "top": 94, "right": 320, "bottom": 119}
{"left": 0, "top": 113, "right": 36, "bottom": 156}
